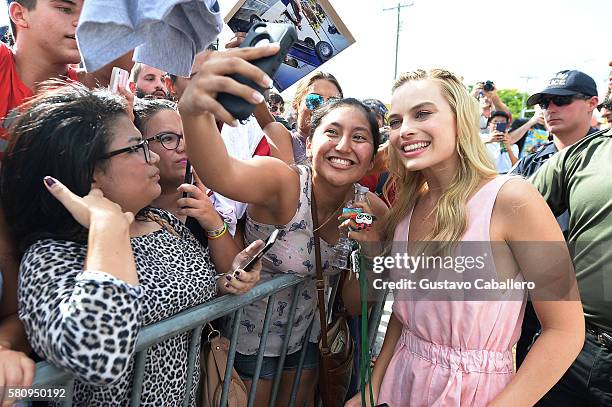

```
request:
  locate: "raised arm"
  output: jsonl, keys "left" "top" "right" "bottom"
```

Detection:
{"left": 508, "top": 110, "right": 544, "bottom": 144}
{"left": 79, "top": 51, "right": 135, "bottom": 89}
{"left": 17, "top": 178, "right": 143, "bottom": 385}
{"left": 178, "top": 47, "right": 297, "bottom": 210}
{"left": 220, "top": 32, "right": 294, "bottom": 164}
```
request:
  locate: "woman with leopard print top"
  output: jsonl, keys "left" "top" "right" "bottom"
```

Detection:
{"left": 0, "top": 82, "right": 263, "bottom": 406}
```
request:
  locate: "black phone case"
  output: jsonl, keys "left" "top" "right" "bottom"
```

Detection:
{"left": 182, "top": 161, "right": 193, "bottom": 199}
{"left": 217, "top": 23, "right": 297, "bottom": 121}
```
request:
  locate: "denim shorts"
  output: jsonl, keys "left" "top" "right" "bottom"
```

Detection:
{"left": 233, "top": 342, "right": 319, "bottom": 380}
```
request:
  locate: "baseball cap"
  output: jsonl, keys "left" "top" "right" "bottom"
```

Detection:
{"left": 527, "top": 70, "right": 598, "bottom": 106}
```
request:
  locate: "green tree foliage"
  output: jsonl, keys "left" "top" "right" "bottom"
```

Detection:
{"left": 497, "top": 89, "right": 530, "bottom": 119}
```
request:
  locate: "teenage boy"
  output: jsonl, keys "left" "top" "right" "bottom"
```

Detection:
{"left": 1, "top": 0, "right": 132, "bottom": 155}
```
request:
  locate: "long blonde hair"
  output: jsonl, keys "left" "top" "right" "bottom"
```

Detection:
{"left": 381, "top": 69, "right": 497, "bottom": 244}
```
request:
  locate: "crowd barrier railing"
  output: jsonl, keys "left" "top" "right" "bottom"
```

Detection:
{"left": 31, "top": 272, "right": 389, "bottom": 406}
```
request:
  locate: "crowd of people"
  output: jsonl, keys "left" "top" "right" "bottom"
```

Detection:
{"left": 0, "top": 1, "right": 611, "bottom": 406}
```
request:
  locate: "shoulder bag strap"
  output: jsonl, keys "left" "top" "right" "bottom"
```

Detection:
{"left": 310, "top": 184, "right": 329, "bottom": 350}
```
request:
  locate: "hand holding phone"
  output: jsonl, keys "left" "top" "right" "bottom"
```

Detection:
{"left": 182, "top": 161, "right": 193, "bottom": 199}
{"left": 495, "top": 122, "right": 507, "bottom": 133}
{"left": 239, "top": 229, "right": 279, "bottom": 272}
{"left": 109, "top": 67, "right": 129, "bottom": 93}
{"left": 217, "top": 22, "right": 297, "bottom": 121}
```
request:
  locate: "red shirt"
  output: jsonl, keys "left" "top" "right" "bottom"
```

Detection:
{"left": 0, "top": 43, "right": 78, "bottom": 159}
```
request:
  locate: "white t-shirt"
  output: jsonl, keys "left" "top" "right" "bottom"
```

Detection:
{"left": 212, "top": 116, "right": 265, "bottom": 235}
{"left": 480, "top": 133, "right": 519, "bottom": 174}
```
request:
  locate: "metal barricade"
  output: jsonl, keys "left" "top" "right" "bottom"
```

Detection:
{"left": 30, "top": 273, "right": 389, "bottom": 406}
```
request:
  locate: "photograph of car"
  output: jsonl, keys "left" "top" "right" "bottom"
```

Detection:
{"left": 225, "top": 0, "right": 354, "bottom": 91}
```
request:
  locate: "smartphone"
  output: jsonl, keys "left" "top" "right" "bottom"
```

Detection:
{"left": 495, "top": 122, "right": 507, "bottom": 132}
{"left": 182, "top": 160, "right": 193, "bottom": 199}
{"left": 217, "top": 22, "right": 297, "bottom": 121}
{"left": 109, "top": 67, "right": 129, "bottom": 93}
{"left": 241, "top": 229, "right": 280, "bottom": 272}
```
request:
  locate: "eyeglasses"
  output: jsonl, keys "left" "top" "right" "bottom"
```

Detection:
{"left": 103, "top": 139, "right": 151, "bottom": 163}
{"left": 305, "top": 93, "right": 339, "bottom": 110}
{"left": 538, "top": 94, "right": 591, "bottom": 110}
{"left": 145, "top": 132, "right": 183, "bottom": 150}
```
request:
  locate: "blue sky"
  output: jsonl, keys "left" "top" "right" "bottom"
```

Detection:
{"left": 3, "top": 0, "right": 610, "bottom": 103}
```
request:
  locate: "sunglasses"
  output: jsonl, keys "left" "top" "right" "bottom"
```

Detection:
{"left": 305, "top": 93, "right": 339, "bottom": 110}
{"left": 103, "top": 139, "right": 151, "bottom": 163}
{"left": 538, "top": 94, "right": 590, "bottom": 110}
{"left": 146, "top": 132, "right": 183, "bottom": 151}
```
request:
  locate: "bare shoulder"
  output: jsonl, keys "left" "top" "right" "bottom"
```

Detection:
{"left": 492, "top": 176, "right": 561, "bottom": 241}
{"left": 495, "top": 176, "right": 544, "bottom": 212}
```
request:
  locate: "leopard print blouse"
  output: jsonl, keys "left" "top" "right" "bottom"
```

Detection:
{"left": 18, "top": 209, "right": 216, "bottom": 406}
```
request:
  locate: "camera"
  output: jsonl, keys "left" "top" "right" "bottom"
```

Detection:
{"left": 483, "top": 80, "right": 495, "bottom": 92}
{"left": 217, "top": 22, "right": 297, "bottom": 121}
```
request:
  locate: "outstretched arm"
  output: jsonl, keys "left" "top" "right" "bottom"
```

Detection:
{"left": 178, "top": 47, "right": 297, "bottom": 211}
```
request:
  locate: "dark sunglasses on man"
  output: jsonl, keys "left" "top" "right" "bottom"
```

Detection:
{"left": 305, "top": 93, "right": 339, "bottom": 110}
{"left": 145, "top": 132, "right": 183, "bottom": 151}
{"left": 538, "top": 94, "right": 591, "bottom": 110}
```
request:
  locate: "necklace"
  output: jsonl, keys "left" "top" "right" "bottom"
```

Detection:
{"left": 313, "top": 199, "right": 346, "bottom": 233}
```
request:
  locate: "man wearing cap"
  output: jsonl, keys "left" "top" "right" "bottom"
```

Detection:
{"left": 511, "top": 70, "right": 602, "bottom": 179}
{"left": 511, "top": 70, "right": 605, "bottom": 369}
{"left": 512, "top": 70, "right": 611, "bottom": 405}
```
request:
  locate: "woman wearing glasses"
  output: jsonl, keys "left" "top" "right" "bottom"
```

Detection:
{"left": 133, "top": 98, "right": 240, "bottom": 273}
{"left": 289, "top": 71, "right": 343, "bottom": 162}
{"left": 177, "top": 46, "right": 388, "bottom": 406}
{"left": 0, "top": 83, "right": 263, "bottom": 406}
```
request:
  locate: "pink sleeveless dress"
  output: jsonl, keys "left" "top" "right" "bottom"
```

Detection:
{"left": 377, "top": 176, "right": 526, "bottom": 406}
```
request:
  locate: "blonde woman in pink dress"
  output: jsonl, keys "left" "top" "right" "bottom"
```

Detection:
{"left": 345, "top": 69, "right": 584, "bottom": 406}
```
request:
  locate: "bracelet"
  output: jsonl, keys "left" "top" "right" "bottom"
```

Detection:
{"left": 207, "top": 222, "right": 228, "bottom": 240}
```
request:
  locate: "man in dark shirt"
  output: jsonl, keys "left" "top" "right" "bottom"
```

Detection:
{"left": 511, "top": 70, "right": 609, "bottom": 405}
{"left": 511, "top": 70, "right": 603, "bottom": 368}
{"left": 530, "top": 129, "right": 612, "bottom": 406}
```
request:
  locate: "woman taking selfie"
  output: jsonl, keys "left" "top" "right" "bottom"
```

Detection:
{"left": 177, "top": 45, "right": 388, "bottom": 406}
{"left": 1, "top": 83, "right": 262, "bottom": 406}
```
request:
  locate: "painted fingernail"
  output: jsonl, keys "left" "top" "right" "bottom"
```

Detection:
{"left": 234, "top": 270, "right": 241, "bottom": 277}
{"left": 262, "top": 75, "right": 273, "bottom": 88}
{"left": 226, "top": 275, "right": 232, "bottom": 281}
{"left": 44, "top": 176, "right": 56, "bottom": 187}
{"left": 252, "top": 91, "right": 265, "bottom": 103}
{"left": 225, "top": 283, "right": 230, "bottom": 288}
